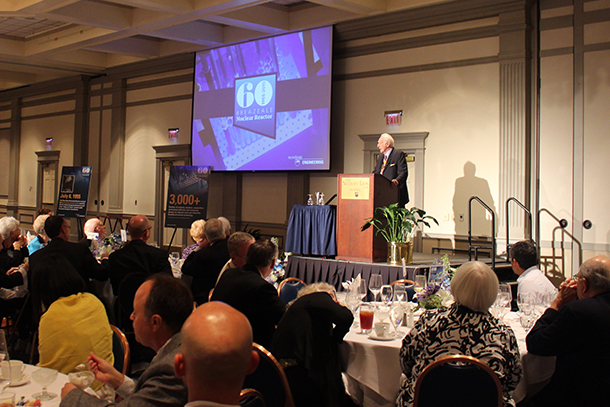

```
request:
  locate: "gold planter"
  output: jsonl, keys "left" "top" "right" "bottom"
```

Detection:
{"left": 387, "top": 241, "right": 413, "bottom": 265}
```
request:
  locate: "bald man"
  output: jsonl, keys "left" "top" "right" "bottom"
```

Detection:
{"left": 108, "top": 215, "right": 172, "bottom": 295}
{"left": 527, "top": 256, "right": 610, "bottom": 406}
{"left": 175, "top": 302, "right": 259, "bottom": 407}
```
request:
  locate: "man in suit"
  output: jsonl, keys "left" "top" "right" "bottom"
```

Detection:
{"left": 373, "top": 133, "right": 409, "bottom": 207}
{"left": 526, "top": 256, "right": 610, "bottom": 406}
{"left": 108, "top": 215, "right": 172, "bottom": 295}
{"left": 29, "top": 215, "right": 108, "bottom": 286}
{"left": 60, "top": 273, "right": 193, "bottom": 407}
{"left": 211, "top": 239, "right": 285, "bottom": 348}
{"left": 181, "top": 218, "right": 230, "bottom": 304}
{"left": 174, "top": 301, "right": 259, "bottom": 407}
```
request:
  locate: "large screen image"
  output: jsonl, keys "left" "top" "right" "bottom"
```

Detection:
{"left": 192, "top": 26, "right": 332, "bottom": 171}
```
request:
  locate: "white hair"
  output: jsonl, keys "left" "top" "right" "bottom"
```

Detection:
{"left": 0, "top": 216, "right": 20, "bottom": 240}
{"left": 450, "top": 261, "right": 499, "bottom": 312}
{"left": 380, "top": 133, "right": 395, "bottom": 148}
{"left": 33, "top": 214, "right": 50, "bottom": 236}
{"left": 84, "top": 218, "right": 102, "bottom": 234}
{"left": 218, "top": 216, "right": 232, "bottom": 235}
{"left": 189, "top": 219, "right": 206, "bottom": 242}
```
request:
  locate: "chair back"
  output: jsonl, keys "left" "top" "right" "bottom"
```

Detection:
{"left": 277, "top": 278, "right": 306, "bottom": 304}
{"left": 110, "top": 324, "right": 131, "bottom": 376}
{"left": 116, "top": 272, "right": 148, "bottom": 333}
{"left": 243, "top": 343, "right": 295, "bottom": 407}
{"left": 240, "top": 389, "right": 266, "bottom": 407}
{"left": 414, "top": 354, "right": 503, "bottom": 407}
{"left": 391, "top": 279, "right": 416, "bottom": 301}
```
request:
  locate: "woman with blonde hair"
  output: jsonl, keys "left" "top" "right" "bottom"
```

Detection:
{"left": 181, "top": 219, "right": 207, "bottom": 259}
{"left": 397, "top": 261, "right": 522, "bottom": 407}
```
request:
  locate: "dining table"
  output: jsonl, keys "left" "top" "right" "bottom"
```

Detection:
{"left": 340, "top": 310, "right": 556, "bottom": 407}
{"left": 3, "top": 364, "right": 69, "bottom": 407}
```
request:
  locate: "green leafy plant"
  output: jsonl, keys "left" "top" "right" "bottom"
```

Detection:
{"left": 361, "top": 204, "right": 438, "bottom": 243}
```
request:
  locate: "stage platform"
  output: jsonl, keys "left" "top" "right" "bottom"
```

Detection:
{"left": 285, "top": 253, "right": 514, "bottom": 289}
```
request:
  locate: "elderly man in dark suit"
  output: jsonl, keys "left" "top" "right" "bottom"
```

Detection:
{"left": 29, "top": 215, "right": 108, "bottom": 286}
{"left": 181, "top": 218, "right": 230, "bottom": 304}
{"left": 60, "top": 274, "right": 193, "bottom": 407}
{"left": 108, "top": 215, "right": 172, "bottom": 295}
{"left": 211, "top": 239, "right": 285, "bottom": 348}
{"left": 373, "top": 133, "right": 409, "bottom": 207}
{"left": 526, "top": 256, "right": 610, "bottom": 406}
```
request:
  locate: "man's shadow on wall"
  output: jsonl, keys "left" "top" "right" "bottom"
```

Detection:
{"left": 452, "top": 161, "right": 496, "bottom": 237}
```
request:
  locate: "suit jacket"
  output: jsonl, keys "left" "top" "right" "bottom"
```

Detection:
{"left": 373, "top": 147, "right": 409, "bottom": 207}
{"left": 182, "top": 238, "right": 230, "bottom": 304}
{"left": 29, "top": 237, "right": 108, "bottom": 285}
{"left": 271, "top": 292, "right": 352, "bottom": 407}
{"left": 108, "top": 240, "right": 172, "bottom": 295}
{"left": 211, "top": 264, "right": 285, "bottom": 348}
{"left": 61, "top": 332, "right": 187, "bottom": 407}
{"left": 526, "top": 291, "right": 610, "bottom": 406}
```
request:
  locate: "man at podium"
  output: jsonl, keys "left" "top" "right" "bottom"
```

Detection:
{"left": 373, "top": 133, "right": 409, "bottom": 207}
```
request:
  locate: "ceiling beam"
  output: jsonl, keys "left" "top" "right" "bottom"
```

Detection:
{"left": 146, "top": 20, "right": 224, "bottom": 46}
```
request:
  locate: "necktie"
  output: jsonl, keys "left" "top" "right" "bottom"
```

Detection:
{"left": 381, "top": 154, "right": 388, "bottom": 174}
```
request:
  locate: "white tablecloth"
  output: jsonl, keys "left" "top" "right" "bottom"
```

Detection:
{"left": 341, "top": 311, "right": 556, "bottom": 407}
{"left": 4, "top": 364, "right": 69, "bottom": 407}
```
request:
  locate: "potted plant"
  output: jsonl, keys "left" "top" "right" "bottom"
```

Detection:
{"left": 361, "top": 204, "right": 438, "bottom": 265}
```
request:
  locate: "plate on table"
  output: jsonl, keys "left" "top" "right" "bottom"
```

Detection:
{"left": 0, "top": 373, "right": 30, "bottom": 387}
{"left": 368, "top": 332, "right": 397, "bottom": 341}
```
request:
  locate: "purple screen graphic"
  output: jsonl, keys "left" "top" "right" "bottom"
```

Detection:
{"left": 192, "top": 26, "right": 332, "bottom": 171}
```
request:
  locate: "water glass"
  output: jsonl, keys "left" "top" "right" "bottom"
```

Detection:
{"left": 380, "top": 285, "right": 393, "bottom": 304}
{"left": 359, "top": 303, "right": 374, "bottom": 334}
{"left": 393, "top": 283, "right": 406, "bottom": 303}
{"left": 414, "top": 275, "right": 426, "bottom": 294}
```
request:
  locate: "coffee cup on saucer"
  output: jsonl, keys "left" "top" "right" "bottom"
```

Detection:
{"left": 0, "top": 361, "right": 24, "bottom": 383}
{"left": 374, "top": 322, "right": 390, "bottom": 338}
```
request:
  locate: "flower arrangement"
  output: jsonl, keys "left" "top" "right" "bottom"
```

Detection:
{"left": 415, "top": 254, "right": 455, "bottom": 310}
{"left": 90, "top": 232, "right": 126, "bottom": 258}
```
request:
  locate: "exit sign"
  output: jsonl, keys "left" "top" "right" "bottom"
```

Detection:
{"left": 385, "top": 110, "right": 402, "bottom": 125}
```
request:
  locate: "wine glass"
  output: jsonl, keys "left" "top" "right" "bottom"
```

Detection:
{"left": 380, "top": 285, "right": 393, "bottom": 305}
{"left": 375, "top": 303, "right": 390, "bottom": 324}
{"left": 357, "top": 280, "right": 367, "bottom": 301}
{"left": 517, "top": 292, "right": 533, "bottom": 315}
{"left": 0, "top": 331, "right": 9, "bottom": 392}
{"left": 393, "top": 283, "right": 406, "bottom": 303}
{"left": 414, "top": 275, "right": 427, "bottom": 294}
{"left": 31, "top": 368, "right": 58, "bottom": 400}
{"left": 306, "top": 194, "right": 313, "bottom": 205}
{"left": 390, "top": 302, "right": 404, "bottom": 337}
{"left": 345, "top": 292, "right": 361, "bottom": 328}
{"left": 368, "top": 275, "right": 382, "bottom": 303}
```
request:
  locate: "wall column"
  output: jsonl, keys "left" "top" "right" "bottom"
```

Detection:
{"left": 108, "top": 79, "right": 126, "bottom": 213}
{"left": 6, "top": 98, "right": 22, "bottom": 216}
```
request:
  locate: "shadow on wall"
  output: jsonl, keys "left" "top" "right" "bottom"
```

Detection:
{"left": 452, "top": 161, "right": 496, "bottom": 237}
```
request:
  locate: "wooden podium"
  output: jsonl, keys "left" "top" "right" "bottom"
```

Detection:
{"left": 337, "top": 173, "right": 398, "bottom": 262}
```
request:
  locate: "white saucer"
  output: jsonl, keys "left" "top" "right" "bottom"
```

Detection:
{"left": 368, "top": 332, "right": 397, "bottom": 341}
{"left": 6, "top": 373, "right": 30, "bottom": 387}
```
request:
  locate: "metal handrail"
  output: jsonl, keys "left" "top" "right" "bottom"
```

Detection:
{"left": 536, "top": 208, "right": 582, "bottom": 278}
{"left": 468, "top": 196, "right": 497, "bottom": 271}
{"left": 505, "top": 197, "right": 532, "bottom": 262}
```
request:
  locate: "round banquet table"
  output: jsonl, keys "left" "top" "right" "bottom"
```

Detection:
{"left": 340, "top": 311, "right": 556, "bottom": 407}
{"left": 3, "top": 364, "right": 69, "bottom": 407}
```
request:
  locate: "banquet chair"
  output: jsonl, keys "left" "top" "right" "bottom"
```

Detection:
{"left": 243, "top": 343, "right": 295, "bottom": 407}
{"left": 110, "top": 324, "right": 131, "bottom": 376}
{"left": 391, "top": 279, "right": 416, "bottom": 301}
{"left": 240, "top": 388, "right": 266, "bottom": 407}
{"left": 277, "top": 278, "right": 306, "bottom": 304}
{"left": 413, "top": 354, "right": 503, "bottom": 407}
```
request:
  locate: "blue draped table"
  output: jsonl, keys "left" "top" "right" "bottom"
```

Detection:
{"left": 285, "top": 204, "right": 337, "bottom": 256}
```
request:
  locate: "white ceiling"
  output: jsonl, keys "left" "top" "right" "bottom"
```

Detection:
{"left": 0, "top": 0, "right": 454, "bottom": 92}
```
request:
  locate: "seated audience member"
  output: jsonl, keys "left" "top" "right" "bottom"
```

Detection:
{"left": 511, "top": 240, "right": 557, "bottom": 302}
{"left": 182, "top": 218, "right": 230, "bottom": 304}
{"left": 108, "top": 215, "right": 172, "bottom": 295}
{"left": 271, "top": 283, "right": 353, "bottom": 407}
{"left": 29, "top": 216, "right": 108, "bottom": 287}
{"left": 526, "top": 256, "right": 610, "bottom": 407}
{"left": 28, "top": 214, "right": 50, "bottom": 255}
{"left": 80, "top": 218, "right": 107, "bottom": 246}
{"left": 33, "top": 254, "right": 113, "bottom": 389}
{"left": 216, "top": 232, "right": 255, "bottom": 285}
{"left": 0, "top": 216, "right": 28, "bottom": 271}
{"left": 38, "top": 208, "right": 53, "bottom": 216}
{"left": 397, "top": 261, "right": 522, "bottom": 407}
{"left": 61, "top": 274, "right": 193, "bottom": 407}
{"left": 218, "top": 216, "right": 233, "bottom": 237}
{"left": 212, "top": 239, "right": 285, "bottom": 348}
{"left": 181, "top": 219, "right": 206, "bottom": 260}
{"left": 0, "top": 232, "right": 25, "bottom": 288}
{"left": 174, "top": 301, "right": 259, "bottom": 407}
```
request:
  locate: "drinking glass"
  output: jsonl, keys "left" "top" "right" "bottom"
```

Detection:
{"left": 517, "top": 293, "right": 533, "bottom": 315}
{"left": 393, "top": 283, "right": 406, "bottom": 303}
{"left": 414, "top": 275, "right": 427, "bottom": 294}
{"left": 345, "top": 292, "right": 361, "bottom": 328}
{"left": 357, "top": 280, "right": 368, "bottom": 301}
{"left": 380, "top": 285, "right": 393, "bottom": 305}
{"left": 390, "top": 303, "right": 404, "bottom": 336}
{"left": 169, "top": 252, "right": 180, "bottom": 266}
{"left": 359, "top": 303, "right": 374, "bottom": 334}
{"left": 0, "top": 331, "right": 8, "bottom": 392}
{"left": 31, "top": 368, "right": 58, "bottom": 400}
{"left": 376, "top": 303, "right": 390, "bottom": 323}
{"left": 306, "top": 194, "right": 313, "bottom": 205}
{"left": 368, "top": 275, "right": 382, "bottom": 303}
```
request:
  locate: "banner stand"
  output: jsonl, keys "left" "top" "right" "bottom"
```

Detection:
{"left": 166, "top": 228, "right": 178, "bottom": 254}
